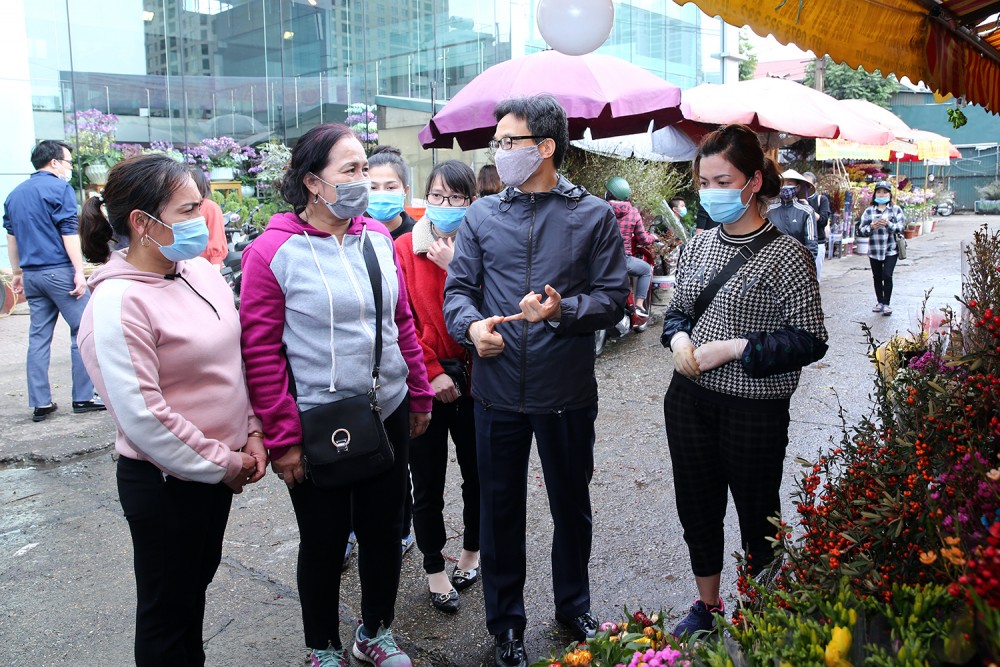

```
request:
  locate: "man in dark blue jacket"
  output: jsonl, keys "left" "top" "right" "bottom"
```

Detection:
{"left": 3, "top": 140, "right": 104, "bottom": 421}
{"left": 444, "top": 95, "right": 629, "bottom": 667}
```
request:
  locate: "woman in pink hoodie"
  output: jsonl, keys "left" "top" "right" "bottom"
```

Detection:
{"left": 77, "top": 154, "right": 266, "bottom": 666}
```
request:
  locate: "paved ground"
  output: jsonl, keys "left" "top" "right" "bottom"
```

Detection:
{"left": 0, "top": 214, "right": 990, "bottom": 666}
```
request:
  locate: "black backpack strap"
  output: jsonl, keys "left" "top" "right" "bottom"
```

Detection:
{"left": 361, "top": 231, "right": 383, "bottom": 385}
{"left": 691, "top": 225, "right": 781, "bottom": 325}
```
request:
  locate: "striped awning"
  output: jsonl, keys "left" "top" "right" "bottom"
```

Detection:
{"left": 677, "top": 0, "right": 1000, "bottom": 112}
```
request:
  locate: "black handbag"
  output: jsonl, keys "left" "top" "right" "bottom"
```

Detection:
{"left": 295, "top": 233, "right": 395, "bottom": 488}
{"left": 438, "top": 356, "right": 470, "bottom": 396}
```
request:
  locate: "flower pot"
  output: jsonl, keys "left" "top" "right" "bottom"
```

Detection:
{"left": 209, "top": 166, "right": 235, "bottom": 181}
{"left": 855, "top": 238, "right": 869, "bottom": 256}
{"left": 241, "top": 184, "right": 255, "bottom": 198}
{"left": 903, "top": 228, "right": 918, "bottom": 240}
{"left": 85, "top": 164, "right": 110, "bottom": 185}
{"left": 922, "top": 218, "right": 933, "bottom": 235}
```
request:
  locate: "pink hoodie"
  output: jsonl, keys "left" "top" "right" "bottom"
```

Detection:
{"left": 79, "top": 252, "right": 260, "bottom": 484}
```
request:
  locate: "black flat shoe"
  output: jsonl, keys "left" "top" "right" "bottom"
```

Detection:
{"left": 555, "top": 610, "right": 599, "bottom": 642}
{"left": 72, "top": 400, "right": 106, "bottom": 414}
{"left": 451, "top": 565, "right": 480, "bottom": 591}
{"left": 494, "top": 628, "right": 527, "bottom": 667}
{"left": 32, "top": 403, "right": 57, "bottom": 422}
{"left": 429, "top": 587, "right": 460, "bottom": 613}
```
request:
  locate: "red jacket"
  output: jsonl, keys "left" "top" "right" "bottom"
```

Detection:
{"left": 610, "top": 200, "right": 654, "bottom": 256}
{"left": 394, "top": 220, "right": 468, "bottom": 382}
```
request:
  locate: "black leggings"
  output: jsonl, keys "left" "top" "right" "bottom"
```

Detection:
{"left": 289, "top": 398, "right": 410, "bottom": 650}
{"left": 869, "top": 254, "right": 898, "bottom": 306}
{"left": 117, "top": 456, "right": 234, "bottom": 667}
{"left": 409, "top": 394, "right": 480, "bottom": 574}
{"left": 663, "top": 376, "right": 789, "bottom": 577}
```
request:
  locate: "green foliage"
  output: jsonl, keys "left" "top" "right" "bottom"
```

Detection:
{"left": 560, "top": 147, "right": 689, "bottom": 219}
{"left": 211, "top": 192, "right": 290, "bottom": 230}
{"left": 805, "top": 56, "right": 899, "bottom": 108}
{"left": 738, "top": 28, "right": 757, "bottom": 81}
{"left": 976, "top": 180, "right": 1000, "bottom": 201}
{"left": 947, "top": 107, "right": 968, "bottom": 129}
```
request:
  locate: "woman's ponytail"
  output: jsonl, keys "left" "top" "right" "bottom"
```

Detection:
{"left": 79, "top": 195, "right": 114, "bottom": 264}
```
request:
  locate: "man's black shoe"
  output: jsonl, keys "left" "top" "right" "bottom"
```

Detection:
{"left": 494, "top": 628, "right": 527, "bottom": 667}
{"left": 555, "top": 610, "right": 599, "bottom": 642}
{"left": 72, "top": 400, "right": 107, "bottom": 414}
{"left": 32, "top": 403, "right": 58, "bottom": 422}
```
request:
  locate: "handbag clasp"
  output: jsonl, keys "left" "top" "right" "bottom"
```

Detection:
{"left": 332, "top": 428, "right": 351, "bottom": 453}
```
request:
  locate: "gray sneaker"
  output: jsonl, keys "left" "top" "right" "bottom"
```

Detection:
{"left": 352, "top": 623, "right": 412, "bottom": 667}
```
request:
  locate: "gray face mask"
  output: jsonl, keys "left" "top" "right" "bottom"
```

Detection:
{"left": 494, "top": 144, "right": 543, "bottom": 188}
{"left": 312, "top": 174, "right": 371, "bottom": 220}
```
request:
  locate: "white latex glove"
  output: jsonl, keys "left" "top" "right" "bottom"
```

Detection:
{"left": 670, "top": 332, "right": 701, "bottom": 378}
{"left": 694, "top": 338, "right": 748, "bottom": 373}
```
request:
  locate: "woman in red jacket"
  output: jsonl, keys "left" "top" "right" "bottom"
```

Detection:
{"left": 395, "top": 160, "right": 480, "bottom": 613}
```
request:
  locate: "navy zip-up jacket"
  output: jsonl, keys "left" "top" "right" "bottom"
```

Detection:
{"left": 444, "top": 176, "right": 629, "bottom": 413}
{"left": 3, "top": 171, "right": 78, "bottom": 270}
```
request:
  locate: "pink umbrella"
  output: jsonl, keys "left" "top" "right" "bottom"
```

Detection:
{"left": 680, "top": 78, "right": 895, "bottom": 145}
{"left": 418, "top": 51, "right": 682, "bottom": 150}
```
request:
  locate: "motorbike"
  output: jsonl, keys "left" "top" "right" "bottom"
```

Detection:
{"left": 594, "top": 243, "right": 657, "bottom": 357}
{"left": 932, "top": 201, "right": 953, "bottom": 217}
{"left": 220, "top": 204, "right": 263, "bottom": 309}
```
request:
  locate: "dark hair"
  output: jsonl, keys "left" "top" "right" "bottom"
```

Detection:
{"left": 494, "top": 95, "right": 570, "bottom": 169}
{"left": 79, "top": 154, "right": 192, "bottom": 264}
{"left": 31, "top": 140, "right": 73, "bottom": 170}
{"left": 426, "top": 160, "right": 476, "bottom": 201}
{"left": 693, "top": 124, "right": 781, "bottom": 209}
{"left": 189, "top": 166, "right": 211, "bottom": 198}
{"left": 368, "top": 145, "right": 409, "bottom": 189}
{"left": 668, "top": 196, "right": 685, "bottom": 209}
{"left": 476, "top": 164, "right": 502, "bottom": 197}
{"left": 280, "top": 123, "right": 355, "bottom": 211}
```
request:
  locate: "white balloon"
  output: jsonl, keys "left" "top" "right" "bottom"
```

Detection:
{"left": 536, "top": 0, "right": 615, "bottom": 56}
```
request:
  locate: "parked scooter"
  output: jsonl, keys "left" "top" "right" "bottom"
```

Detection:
{"left": 932, "top": 201, "right": 953, "bottom": 217}
{"left": 594, "top": 243, "right": 657, "bottom": 357}
{"left": 220, "top": 204, "right": 263, "bottom": 309}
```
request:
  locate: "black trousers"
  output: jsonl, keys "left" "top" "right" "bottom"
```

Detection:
{"left": 663, "top": 376, "right": 789, "bottom": 578}
{"left": 475, "top": 402, "right": 597, "bottom": 636}
{"left": 116, "top": 456, "right": 234, "bottom": 667}
{"left": 869, "top": 254, "right": 898, "bottom": 306}
{"left": 410, "top": 394, "right": 480, "bottom": 574}
{"left": 289, "top": 399, "right": 409, "bottom": 650}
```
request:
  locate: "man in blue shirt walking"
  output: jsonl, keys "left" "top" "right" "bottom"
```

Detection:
{"left": 3, "top": 140, "right": 104, "bottom": 421}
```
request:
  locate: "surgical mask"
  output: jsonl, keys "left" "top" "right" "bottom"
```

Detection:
{"left": 698, "top": 178, "right": 754, "bottom": 225}
{"left": 144, "top": 213, "right": 209, "bottom": 262}
{"left": 779, "top": 185, "right": 798, "bottom": 200}
{"left": 677, "top": 206, "right": 687, "bottom": 218}
{"left": 874, "top": 195, "right": 890, "bottom": 205}
{"left": 494, "top": 144, "right": 543, "bottom": 188}
{"left": 312, "top": 174, "right": 371, "bottom": 220}
{"left": 426, "top": 204, "right": 469, "bottom": 234}
{"left": 366, "top": 190, "right": 405, "bottom": 222}
{"left": 58, "top": 172, "right": 72, "bottom": 183}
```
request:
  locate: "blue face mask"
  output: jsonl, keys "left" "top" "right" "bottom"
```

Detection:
{"left": 779, "top": 185, "right": 798, "bottom": 201}
{"left": 144, "top": 212, "right": 209, "bottom": 262}
{"left": 699, "top": 178, "right": 754, "bottom": 225}
{"left": 874, "top": 195, "right": 890, "bottom": 205}
{"left": 426, "top": 205, "right": 469, "bottom": 234}
{"left": 366, "top": 190, "right": 405, "bottom": 222}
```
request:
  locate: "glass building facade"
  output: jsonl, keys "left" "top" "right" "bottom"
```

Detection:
{"left": 1, "top": 0, "right": 739, "bottom": 264}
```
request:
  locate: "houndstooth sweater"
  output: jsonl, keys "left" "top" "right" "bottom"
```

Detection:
{"left": 661, "top": 222, "right": 828, "bottom": 406}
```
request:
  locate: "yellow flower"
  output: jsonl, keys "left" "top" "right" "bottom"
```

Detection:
{"left": 825, "top": 626, "right": 853, "bottom": 667}
{"left": 919, "top": 551, "right": 938, "bottom": 565}
{"left": 941, "top": 546, "right": 967, "bottom": 566}
{"left": 945, "top": 536, "right": 961, "bottom": 546}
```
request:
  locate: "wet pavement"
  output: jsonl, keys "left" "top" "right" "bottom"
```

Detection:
{"left": 0, "top": 214, "right": 992, "bottom": 666}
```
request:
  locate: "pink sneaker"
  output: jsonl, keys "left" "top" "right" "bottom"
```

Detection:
{"left": 308, "top": 645, "right": 346, "bottom": 667}
{"left": 352, "top": 623, "right": 412, "bottom": 666}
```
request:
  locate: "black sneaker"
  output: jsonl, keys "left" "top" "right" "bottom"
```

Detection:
{"left": 32, "top": 403, "right": 58, "bottom": 422}
{"left": 72, "top": 399, "right": 107, "bottom": 414}
{"left": 672, "top": 598, "right": 724, "bottom": 638}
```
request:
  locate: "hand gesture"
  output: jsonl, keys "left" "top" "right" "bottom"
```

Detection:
{"left": 670, "top": 332, "right": 700, "bottom": 379}
{"left": 426, "top": 237, "right": 455, "bottom": 271}
{"left": 69, "top": 271, "right": 87, "bottom": 299}
{"left": 505, "top": 284, "right": 562, "bottom": 323}
{"left": 242, "top": 435, "right": 268, "bottom": 484}
{"left": 430, "top": 373, "right": 460, "bottom": 403}
{"left": 225, "top": 451, "right": 258, "bottom": 494}
{"left": 10, "top": 274, "right": 23, "bottom": 294}
{"left": 469, "top": 315, "right": 506, "bottom": 358}
{"left": 410, "top": 412, "right": 431, "bottom": 438}
{"left": 271, "top": 445, "right": 306, "bottom": 490}
{"left": 694, "top": 339, "right": 747, "bottom": 373}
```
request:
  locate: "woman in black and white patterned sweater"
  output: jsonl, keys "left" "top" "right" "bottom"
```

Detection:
{"left": 660, "top": 124, "right": 829, "bottom": 638}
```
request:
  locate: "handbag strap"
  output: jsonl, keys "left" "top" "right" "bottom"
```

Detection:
{"left": 691, "top": 224, "right": 781, "bottom": 325}
{"left": 360, "top": 231, "right": 383, "bottom": 386}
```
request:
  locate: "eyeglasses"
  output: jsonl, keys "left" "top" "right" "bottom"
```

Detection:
{"left": 426, "top": 192, "right": 471, "bottom": 207}
{"left": 56, "top": 158, "right": 72, "bottom": 166}
{"left": 488, "top": 135, "right": 544, "bottom": 152}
